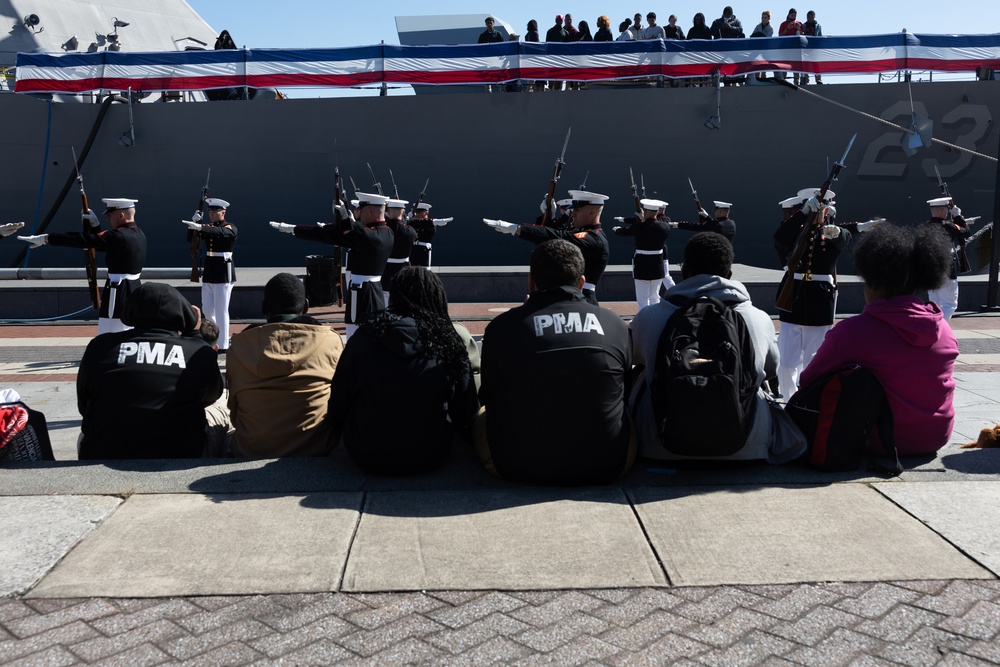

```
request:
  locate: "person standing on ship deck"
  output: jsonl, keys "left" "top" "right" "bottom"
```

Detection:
{"left": 478, "top": 16, "right": 504, "bottom": 44}
{"left": 270, "top": 192, "right": 394, "bottom": 340}
{"left": 182, "top": 198, "right": 236, "bottom": 351}
{"left": 19, "top": 198, "right": 146, "bottom": 336}
{"left": 484, "top": 190, "right": 611, "bottom": 306}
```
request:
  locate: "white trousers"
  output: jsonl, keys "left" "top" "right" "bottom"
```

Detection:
{"left": 634, "top": 280, "right": 661, "bottom": 310}
{"left": 202, "top": 282, "right": 234, "bottom": 348}
{"left": 927, "top": 278, "right": 959, "bottom": 322}
{"left": 661, "top": 261, "right": 676, "bottom": 292}
{"left": 97, "top": 317, "right": 130, "bottom": 335}
{"left": 345, "top": 323, "right": 358, "bottom": 340}
{"left": 777, "top": 321, "right": 832, "bottom": 400}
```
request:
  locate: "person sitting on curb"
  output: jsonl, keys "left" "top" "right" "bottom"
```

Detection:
{"left": 475, "top": 239, "right": 634, "bottom": 485}
{"left": 227, "top": 273, "right": 345, "bottom": 458}
{"left": 76, "top": 282, "right": 223, "bottom": 459}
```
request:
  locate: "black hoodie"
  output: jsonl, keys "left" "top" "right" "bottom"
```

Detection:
{"left": 77, "top": 283, "right": 223, "bottom": 459}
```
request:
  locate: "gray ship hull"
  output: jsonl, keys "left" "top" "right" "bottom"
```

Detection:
{"left": 1, "top": 79, "right": 997, "bottom": 272}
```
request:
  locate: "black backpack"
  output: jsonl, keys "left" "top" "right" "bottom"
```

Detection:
{"left": 652, "top": 295, "right": 758, "bottom": 456}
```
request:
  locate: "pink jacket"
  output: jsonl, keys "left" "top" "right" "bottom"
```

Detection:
{"left": 800, "top": 296, "right": 958, "bottom": 455}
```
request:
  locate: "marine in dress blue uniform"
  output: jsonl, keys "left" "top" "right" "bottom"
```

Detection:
{"left": 676, "top": 200, "right": 736, "bottom": 245}
{"left": 382, "top": 198, "right": 417, "bottom": 306}
{"left": 19, "top": 198, "right": 146, "bottom": 335}
{"left": 408, "top": 202, "right": 452, "bottom": 267}
{"left": 612, "top": 198, "right": 674, "bottom": 309}
{"left": 182, "top": 198, "right": 237, "bottom": 350}
{"left": 925, "top": 196, "right": 973, "bottom": 322}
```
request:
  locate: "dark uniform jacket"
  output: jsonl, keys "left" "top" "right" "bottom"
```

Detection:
{"left": 383, "top": 218, "right": 417, "bottom": 285}
{"left": 518, "top": 224, "right": 610, "bottom": 305}
{"left": 76, "top": 286, "right": 223, "bottom": 459}
{"left": 925, "top": 216, "right": 972, "bottom": 279}
{"left": 773, "top": 210, "right": 851, "bottom": 326}
{"left": 676, "top": 217, "right": 736, "bottom": 244}
{"left": 614, "top": 219, "right": 671, "bottom": 280}
{"left": 408, "top": 218, "right": 436, "bottom": 267}
{"left": 480, "top": 286, "right": 632, "bottom": 485}
{"left": 48, "top": 224, "right": 147, "bottom": 319}
{"left": 295, "top": 216, "right": 393, "bottom": 325}
{"left": 196, "top": 221, "right": 237, "bottom": 284}
{"left": 329, "top": 314, "right": 479, "bottom": 475}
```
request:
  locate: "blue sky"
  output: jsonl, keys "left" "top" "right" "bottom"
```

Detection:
{"left": 192, "top": 1, "right": 995, "bottom": 96}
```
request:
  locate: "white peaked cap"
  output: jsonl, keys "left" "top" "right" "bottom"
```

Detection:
{"left": 386, "top": 199, "right": 408, "bottom": 209}
{"left": 416, "top": 202, "right": 432, "bottom": 211}
{"left": 355, "top": 192, "right": 390, "bottom": 206}
{"left": 713, "top": 201, "right": 732, "bottom": 208}
{"left": 640, "top": 198, "right": 668, "bottom": 210}
{"left": 779, "top": 196, "right": 803, "bottom": 208}
{"left": 205, "top": 198, "right": 229, "bottom": 209}
{"left": 568, "top": 190, "right": 609, "bottom": 205}
{"left": 796, "top": 187, "right": 835, "bottom": 202}
{"left": 101, "top": 198, "right": 138, "bottom": 212}
{"left": 927, "top": 196, "right": 952, "bottom": 207}
{"left": 350, "top": 200, "right": 360, "bottom": 208}
{"left": 557, "top": 198, "right": 573, "bottom": 207}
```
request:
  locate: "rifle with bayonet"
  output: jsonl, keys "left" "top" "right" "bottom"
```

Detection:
{"left": 189, "top": 168, "right": 211, "bottom": 282}
{"left": 72, "top": 147, "right": 101, "bottom": 311}
{"left": 409, "top": 178, "right": 430, "bottom": 220}
{"left": 366, "top": 163, "right": 384, "bottom": 196}
{"left": 630, "top": 168, "right": 643, "bottom": 219}
{"left": 332, "top": 163, "right": 345, "bottom": 306}
{"left": 687, "top": 177, "right": 705, "bottom": 220}
{"left": 389, "top": 170, "right": 400, "bottom": 200}
{"left": 541, "top": 128, "right": 572, "bottom": 227}
{"left": 776, "top": 133, "right": 856, "bottom": 313}
{"left": 934, "top": 165, "right": 972, "bottom": 274}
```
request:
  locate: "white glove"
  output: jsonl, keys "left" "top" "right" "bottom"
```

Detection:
{"left": 269, "top": 221, "right": 295, "bottom": 234}
{"left": 825, "top": 205, "right": 837, "bottom": 219}
{"left": 333, "top": 203, "right": 353, "bottom": 223}
{"left": 821, "top": 224, "right": 841, "bottom": 239}
{"left": 612, "top": 226, "right": 622, "bottom": 233}
{"left": 0, "top": 222, "right": 24, "bottom": 237}
{"left": 82, "top": 210, "right": 100, "bottom": 229}
{"left": 181, "top": 220, "right": 202, "bottom": 231}
{"left": 856, "top": 219, "right": 884, "bottom": 232}
{"left": 433, "top": 217, "right": 452, "bottom": 227}
{"left": 17, "top": 234, "right": 48, "bottom": 248}
{"left": 951, "top": 205, "right": 962, "bottom": 217}
{"left": 669, "top": 221, "right": 679, "bottom": 228}
{"left": 483, "top": 219, "right": 518, "bottom": 234}
{"left": 191, "top": 210, "right": 203, "bottom": 223}
{"left": 698, "top": 208, "right": 710, "bottom": 220}
{"left": 802, "top": 196, "right": 822, "bottom": 215}
{"left": 613, "top": 216, "right": 625, "bottom": 223}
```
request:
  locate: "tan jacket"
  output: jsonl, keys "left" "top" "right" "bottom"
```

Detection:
{"left": 227, "top": 320, "right": 344, "bottom": 457}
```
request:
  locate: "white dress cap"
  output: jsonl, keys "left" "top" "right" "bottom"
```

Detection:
{"left": 713, "top": 201, "right": 733, "bottom": 209}
{"left": 779, "top": 196, "right": 803, "bottom": 209}
{"left": 101, "top": 197, "right": 138, "bottom": 213}
{"left": 355, "top": 192, "right": 390, "bottom": 206}
{"left": 640, "top": 198, "right": 668, "bottom": 211}
{"left": 386, "top": 199, "right": 409, "bottom": 209}
{"left": 556, "top": 198, "right": 573, "bottom": 208}
{"left": 204, "top": 198, "right": 230, "bottom": 209}
{"left": 927, "top": 196, "right": 952, "bottom": 207}
{"left": 416, "top": 202, "right": 432, "bottom": 211}
{"left": 568, "top": 190, "right": 609, "bottom": 205}
{"left": 796, "top": 187, "right": 835, "bottom": 202}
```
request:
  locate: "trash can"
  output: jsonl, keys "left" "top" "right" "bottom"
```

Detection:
{"left": 304, "top": 255, "right": 339, "bottom": 307}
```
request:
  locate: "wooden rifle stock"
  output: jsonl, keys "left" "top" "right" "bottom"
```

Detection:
{"left": 541, "top": 163, "right": 562, "bottom": 227}
{"left": 78, "top": 181, "right": 101, "bottom": 311}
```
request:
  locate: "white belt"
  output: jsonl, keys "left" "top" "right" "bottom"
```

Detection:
{"left": 635, "top": 249, "right": 663, "bottom": 256}
{"left": 108, "top": 272, "right": 140, "bottom": 285}
{"left": 415, "top": 241, "right": 432, "bottom": 249}
{"left": 385, "top": 257, "right": 409, "bottom": 264}
{"left": 793, "top": 272, "right": 835, "bottom": 285}
{"left": 207, "top": 251, "right": 233, "bottom": 259}
{"left": 350, "top": 274, "right": 382, "bottom": 285}
{"left": 582, "top": 282, "right": 596, "bottom": 291}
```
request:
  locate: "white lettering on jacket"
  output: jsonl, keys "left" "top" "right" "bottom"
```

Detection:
{"left": 533, "top": 312, "right": 605, "bottom": 336}
{"left": 117, "top": 342, "right": 187, "bottom": 368}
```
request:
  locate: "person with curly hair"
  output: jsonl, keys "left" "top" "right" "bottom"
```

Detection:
{"left": 328, "top": 267, "right": 479, "bottom": 475}
{"left": 799, "top": 223, "right": 959, "bottom": 455}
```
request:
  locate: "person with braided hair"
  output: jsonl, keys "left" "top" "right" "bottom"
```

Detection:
{"left": 328, "top": 267, "right": 479, "bottom": 475}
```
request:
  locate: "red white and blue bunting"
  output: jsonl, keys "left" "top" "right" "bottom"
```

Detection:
{"left": 15, "top": 33, "right": 1000, "bottom": 94}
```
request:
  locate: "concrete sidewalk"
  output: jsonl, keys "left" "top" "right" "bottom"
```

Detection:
{"left": 2, "top": 311, "right": 1000, "bottom": 665}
